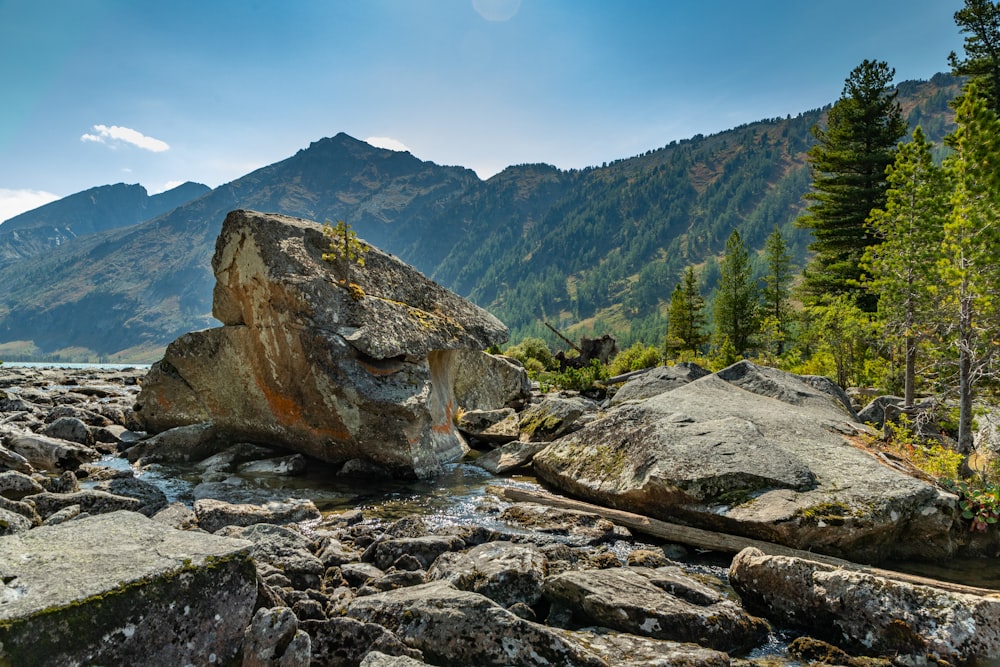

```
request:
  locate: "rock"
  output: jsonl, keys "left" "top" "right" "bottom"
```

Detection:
{"left": 2, "top": 430, "right": 99, "bottom": 471}
{"left": 499, "top": 502, "right": 631, "bottom": 546}
{"left": 729, "top": 546, "right": 1000, "bottom": 664}
{"left": 317, "top": 538, "right": 361, "bottom": 568}
{"left": 0, "top": 441, "right": 33, "bottom": 473}
{"left": 0, "top": 510, "right": 256, "bottom": 667}
{"left": 217, "top": 523, "right": 325, "bottom": 591}
{"left": 534, "top": 360, "right": 958, "bottom": 563}
{"left": 36, "top": 469, "right": 79, "bottom": 494}
{"left": 456, "top": 407, "right": 521, "bottom": 445}
{"left": 92, "top": 476, "right": 169, "bottom": 516}
{"left": 342, "top": 562, "right": 385, "bottom": 588}
{"left": 0, "top": 494, "right": 41, "bottom": 526}
{"left": 24, "top": 489, "right": 142, "bottom": 519}
{"left": 133, "top": 210, "right": 508, "bottom": 478}
{"left": 856, "top": 395, "right": 904, "bottom": 428}
{"left": 610, "top": 362, "right": 711, "bottom": 405}
{"left": 471, "top": 439, "right": 547, "bottom": 474}
{"left": 360, "top": 652, "right": 429, "bottom": 667}
{"left": 45, "top": 404, "right": 113, "bottom": 427}
{"left": 0, "top": 507, "right": 32, "bottom": 535}
{"left": 346, "top": 581, "right": 607, "bottom": 666}
{"left": 519, "top": 394, "right": 596, "bottom": 442}
{"left": 194, "top": 497, "right": 321, "bottom": 533}
{"left": 302, "top": 616, "right": 424, "bottom": 666}
{"left": 363, "top": 534, "right": 465, "bottom": 571}
{"left": 40, "top": 416, "right": 95, "bottom": 447}
{"left": 152, "top": 501, "right": 199, "bottom": 530}
{"left": 452, "top": 351, "right": 531, "bottom": 411}
{"left": 124, "top": 421, "right": 226, "bottom": 464}
{"left": 243, "top": 606, "right": 311, "bottom": 667}
{"left": 427, "top": 541, "right": 548, "bottom": 607}
{"left": 543, "top": 566, "right": 768, "bottom": 653}
{"left": 0, "top": 470, "right": 45, "bottom": 500}
{"left": 573, "top": 626, "right": 731, "bottom": 667}
{"left": 41, "top": 504, "right": 81, "bottom": 526}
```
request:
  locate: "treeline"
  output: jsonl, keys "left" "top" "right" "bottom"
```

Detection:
{"left": 429, "top": 75, "right": 962, "bottom": 356}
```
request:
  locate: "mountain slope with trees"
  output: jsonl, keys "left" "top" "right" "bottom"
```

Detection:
{"left": 0, "top": 181, "right": 209, "bottom": 269}
{"left": 0, "top": 75, "right": 963, "bottom": 361}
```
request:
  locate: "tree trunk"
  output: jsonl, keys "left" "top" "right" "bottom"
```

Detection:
{"left": 958, "top": 293, "right": 975, "bottom": 453}
{"left": 904, "top": 333, "right": 916, "bottom": 408}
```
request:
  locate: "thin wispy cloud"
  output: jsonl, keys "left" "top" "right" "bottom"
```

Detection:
{"left": 0, "top": 188, "right": 60, "bottom": 224}
{"left": 81, "top": 124, "right": 170, "bottom": 152}
{"left": 365, "top": 136, "right": 411, "bottom": 153}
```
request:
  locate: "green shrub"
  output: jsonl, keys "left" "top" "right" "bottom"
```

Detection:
{"left": 609, "top": 343, "right": 661, "bottom": 376}
{"left": 504, "top": 337, "right": 556, "bottom": 373}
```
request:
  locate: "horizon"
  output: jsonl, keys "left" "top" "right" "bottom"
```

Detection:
{"left": 0, "top": 1, "right": 967, "bottom": 222}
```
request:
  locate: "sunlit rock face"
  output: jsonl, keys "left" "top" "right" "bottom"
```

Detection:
{"left": 134, "top": 209, "right": 508, "bottom": 478}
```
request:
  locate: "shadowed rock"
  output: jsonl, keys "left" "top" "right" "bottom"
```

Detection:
{"left": 0, "top": 510, "right": 256, "bottom": 666}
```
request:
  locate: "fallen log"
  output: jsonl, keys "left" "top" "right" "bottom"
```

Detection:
{"left": 496, "top": 486, "right": 999, "bottom": 597}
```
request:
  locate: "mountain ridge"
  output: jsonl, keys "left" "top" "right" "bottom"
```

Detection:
{"left": 0, "top": 74, "right": 963, "bottom": 362}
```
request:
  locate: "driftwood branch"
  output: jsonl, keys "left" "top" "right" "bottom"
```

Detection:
{"left": 497, "top": 486, "right": 999, "bottom": 597}
{"left": 544, "top": 321, "right": 582, "bottom": 353}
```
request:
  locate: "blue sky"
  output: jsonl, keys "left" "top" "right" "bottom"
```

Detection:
{"left": 0, "top": 0, "right": 967, "bottom": 222}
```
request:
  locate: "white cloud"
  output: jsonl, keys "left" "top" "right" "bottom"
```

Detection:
{"left": 365, "top": 136, "right": 411, "bottom": 153}
{"left": 81, "top": 124, "right": 170, "bottom": 152}
{"left": 0, "top": 188, "right": 60, "bottom": 224}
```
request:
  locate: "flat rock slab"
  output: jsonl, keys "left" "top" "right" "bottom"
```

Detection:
{"left": 0, "top": 510, "right": 256, "bottom": 667}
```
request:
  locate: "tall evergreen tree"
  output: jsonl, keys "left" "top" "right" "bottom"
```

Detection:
{"left": 949, "top": 0, "right": 1000, "bottom": 115}
{"left": 666, "top": 265, "right": 708, "bottom": 354}
{"left": 863, "top": 127, "right": 949, "bottom": 407}
{"left": 714, "top": 230, "right": 759, "bottom": 356}
{"left": 796, "top": 60, "right": 907, "bottom": 312}
{"left": 761, "top": 225, "right": 793, "bottom": 355}
{"left": 938, "top": 85, "right": 1000, "bottom": 452}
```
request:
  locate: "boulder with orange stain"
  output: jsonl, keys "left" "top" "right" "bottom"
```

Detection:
{"left": 134, "top": 210, "right": 513, "bottom": 478}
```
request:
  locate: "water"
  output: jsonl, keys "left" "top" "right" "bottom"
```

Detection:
{"left": 93, "top": 451, "right": 544, "bottom": 527}
{"left": 3, "top": 361, "right": 150, "bottom": 370}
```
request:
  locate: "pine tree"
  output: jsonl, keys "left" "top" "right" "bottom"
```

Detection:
{"left": 864, "top": 128, "right": 949, "bottom": 407}
{"left": 714, "top": 230, "right": 759, "bottom": 356}
{"left": 796, "top": 60, "right": 907, "bottom": 312}
{"left": 761, "top": 225, "right": 793, "bottom": 356}
{"left": 938, "top": 85, "right": 1000, "bottom": 452}
{"left": 666, "top": 265, "right": 708, "bottom": 354}
{"left": 949, "top": 0, "right": 1000, "bottom": 115}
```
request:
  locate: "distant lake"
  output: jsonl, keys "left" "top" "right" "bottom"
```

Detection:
{"left": 2, "top": 361, "right": 151, "bottom": 370}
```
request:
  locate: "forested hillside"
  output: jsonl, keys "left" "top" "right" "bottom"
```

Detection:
{"left": 445, "top": 73, "right": 960, "bottom": 349}
{"left": 0, "top": 74, "right": 962, "bottom": 361}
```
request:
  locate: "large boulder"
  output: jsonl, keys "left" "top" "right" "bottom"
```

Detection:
{"left": 133, "top": 210, "right": 508, "bottom": 478}
{"left": 0, "top": 510, "right": 256, "bottom": 666}
{"left": 730, "top": 547, "right": 1000, "bottom": 664}
{"left": 533, "top": 361, "right": 958, "bottom": 562}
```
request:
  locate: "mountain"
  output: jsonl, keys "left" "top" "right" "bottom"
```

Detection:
{"left": 0, "top": 181, "right": 210, "bottom": 269}
{"left": 0, "top": 74, "right": 963, "bottom": 362}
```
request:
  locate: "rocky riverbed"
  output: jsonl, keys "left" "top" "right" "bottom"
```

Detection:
{"left": 3, "top": 364, "right": 1000, "bottom": 666}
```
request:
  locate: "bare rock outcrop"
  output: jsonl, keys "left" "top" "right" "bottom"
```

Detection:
{"left": 133, "top": 210, "right": 509, "bottom": 477}
{"left": 534, "top": 360, "right": 958, "bottom": 562}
